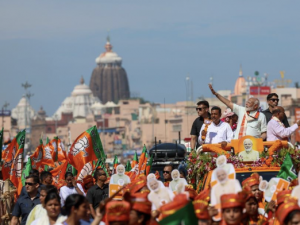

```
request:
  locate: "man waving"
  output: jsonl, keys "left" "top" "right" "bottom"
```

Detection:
{"left": 209, "top": 84, "right": 267, "bottom": 140}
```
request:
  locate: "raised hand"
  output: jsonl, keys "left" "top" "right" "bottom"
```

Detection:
{"left": 208, "top": 84, "right": 217, "bottom": 95}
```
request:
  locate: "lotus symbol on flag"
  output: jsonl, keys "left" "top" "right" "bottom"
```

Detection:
{"left": 32, "top": 150, "right": 43, "bottom": 164}
{"left": 73, "top": 136, "right": 89, "bottom": 157}
{"left": 44, "top": 146, "right": 53, "bottom": 159}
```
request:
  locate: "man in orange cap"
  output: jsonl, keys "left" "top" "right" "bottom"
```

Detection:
{"left": 193, "top": 200, "right": 210, "bottom": 225}
{"left": 242, "top": 173, "right": 265, "bottom": 216}
{"left": 129, "top": 192, "right": 151, "bottom": 225}
{"left": 275, "top": 198, "right": 300, "bottom": 225}
{"left": 106, "top": 200, "right": 130, "bottom": 225}
{"left": 220, "top": 192, "right": 246, "bottom": 225}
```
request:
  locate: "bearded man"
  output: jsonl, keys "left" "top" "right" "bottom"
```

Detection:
{"left": 169, "top": 169, "right": 188, "bottom": 192}
{"left": 109, "top": 164, "right": 131, "bottom": 186}
{"left": 209, "top": 84, "right": 267, "bottom": 140}
{"left": 238, "top": 138, "right": 259, "bottom": 161}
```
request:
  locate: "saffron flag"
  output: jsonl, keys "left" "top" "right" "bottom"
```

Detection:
{"left": 113, "top": 156, "right": 119, "bottom": 169}
{"left": 51, "top": 160, "right": 69, "bottom": 185}
{"left": 68, "top": 126, "right": 104, "bottom": 174}
{"left": 140, "top": 151, "right": 148, "bottom": 175}
{"left": 2, "top": 130, "right": 25, "bottom": 182}
{"left": 0, "top": 127, "right": 3, "bottom": 161}
{"left": 50, "top": 137, "right": 67, "bottom": 163}
{"left": 277, "top": 153, "right": 297, "bottom": 182}
{"left": 9, "top": 130, "right": 26, "bottom": 195}
{"left": 146, "top": 154, "right": 153, "bottom": 175}
{"left": 131, "top": 151, "right": 138, "bottom": 169}
{"left": 30, "top": 139, "right": 44, "bottom": 170}
{"left": 138, "top": 145, "right": 147, "bottom": 174}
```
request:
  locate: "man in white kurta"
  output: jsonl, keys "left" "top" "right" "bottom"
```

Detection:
{"left": 210, "top": 168, "right": 242, "bottom": 206}
{"left": 109, "top": 164, "right": 131, "bottom": 186}
{"left": 198, "top": 107, "right": 233, "bottom": 145}
{"left": 169, "top": 169, "right": 188, "bottom": 192}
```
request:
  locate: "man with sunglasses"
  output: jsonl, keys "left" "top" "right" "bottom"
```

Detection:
{"left": 87, "top": 168, "right": 109, "bottom": 218}
{"left": 162, "top": 165, "right": 173, "bottom": 187}
{"left": 11, "top": 175, "right": 41, "bottom": 225}
{"left": 190, "top": 100, "right": 211, "bottom": 150}
{"left": 262, "top": 93, "right": 290, "bottom": 127}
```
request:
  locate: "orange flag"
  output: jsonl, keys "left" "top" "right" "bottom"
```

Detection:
{"left": 2, "top": 130, "right": 25, "bottom": 185}
{"left": 49, "top": 137, "right": 67, "bottom": 164}
{"left": 30, "top": 140, "right": 44, "bottom": 170}
{"left": 138, "top": 145, "right": 148, "bottom": 175}
{"left": 68, "top": 126, "right": 105, "bottom": 174}
{"left": 50, "top": 160, "right": 69, "bottom": 185}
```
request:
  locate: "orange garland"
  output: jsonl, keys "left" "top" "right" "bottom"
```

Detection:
{"left": 201, "top": 120, "right": 212, "bottom": 141}
{"left": 265, "top": 140, "right": 282, "bottom": 166}
{"left": 202, "top": 145, "right": 230, "bottom": 157}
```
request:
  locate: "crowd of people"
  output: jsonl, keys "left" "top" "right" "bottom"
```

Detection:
{"left": 2, "top": 162, "right": 300, "bottom": 225}
{"left": 1, "top": 83, "right": 300, "bottom": 225}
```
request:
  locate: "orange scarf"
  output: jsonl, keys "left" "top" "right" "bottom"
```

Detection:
{"left": 238, "top": 111, "right": 260, "bottom": 139}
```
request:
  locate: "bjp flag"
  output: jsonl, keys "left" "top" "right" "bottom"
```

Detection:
{"left": 50, "top": 160, "right": 69, "bottom": 185}
{"left": 146, "top": 154, "right": 153, "bottom": 176}
{"left": 1, "top": 130, "right": 25, "bottom": 182}
{"left": 68, "top": 126, "right": 105, "bottom": 174}
{"left": 50, "top": 137, "right": 67, "bottom": 163}
{"left": 138, "top": 145, "right": 147, "bottom": 175}
{"left": 9, "top": 131, "right": 26, "bottom": 195}
{"left": 30, "top": 139, "right": 44, "bottom": 170}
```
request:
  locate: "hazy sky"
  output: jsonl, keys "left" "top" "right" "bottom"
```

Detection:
{"left": 1, "top": 1, "right": 300, "bottom": 116}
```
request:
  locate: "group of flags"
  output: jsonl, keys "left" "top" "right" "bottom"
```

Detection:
{"left": 0, "top": 126, "right": 154, "bottom": 195}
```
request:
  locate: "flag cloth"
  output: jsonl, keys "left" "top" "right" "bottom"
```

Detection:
{"left": 113, "top": 155, "right": 119, "bottom": 174}
{"left": 46, "top": 137, "right": 50, "bottom": 144}
{"left": 125, "top": 160, "right": 132, "bottom": 172}
{"left": 158, "top": 202, "right": 198, "bottom": 225}
{"left": 9, "top": 130, "right": 26, "bottom": 195}
{"left": 138, "top": 145, "right": 147, "bottom": 174}
{"left": 146, "top": 154, "right": 153, "bottom": 175}
{"left": 0, "top": 127, "right": 3, "bottom": 161}
{"left": 30, "top": 139, "right": 44, "bottom": 170}
{"left": 66, "top": 163, "right": 78, "bottom": 176}
{"left": 131, "top": 151, "right": 138, "bottom": 169}
{"left": 68, "top": 126, "right": 104, "bottom": 174}
{"left": 22, "top": 158, "right": 32, "bottom": 186}
{"left": 42, "top": 142, "right": 56, "bottom": 168}
{"left": 2, "top": 130, "right": 25, "bottom": 182}
{"left": 277, "top": 153, "right": 297, "bottom": 182}
{"left": 50, "top": 137, "right": 67, "bottom": 163}
{"left": 51, "top": 160, "right": 69, "bottom": 185}
{"left": 140, "top": 152, "right": 148, "bottom": 175}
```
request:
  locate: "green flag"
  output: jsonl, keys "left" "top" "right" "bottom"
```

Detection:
{"left": 146, "top": 154, "right": 153, "bottom": 175}
{"left": 92, "top": 159, "right": 102, "bottom": 177}
{"left": 125, "top": 160, "right": 132, "bottom": 172}
{"left": 67, "top": 163, "right": 78, "bottom": 176}
{"left": 46, "top": 137, "right": 50, "bottom": 144}
{"left": 22, "top": 158, "right": 32, "bottom": 185}
{"left": 159, "top": 202, "right": 198, "bottom": 225}
{"left": 277, "top": 153, "right": 297, "bottom": 182}
{"left": 0, "top": 127, "right": 3, "bottom": 162}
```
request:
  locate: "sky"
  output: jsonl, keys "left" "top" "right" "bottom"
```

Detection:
{"left": 1, "top": 1, "right": 300, "bottom": 116}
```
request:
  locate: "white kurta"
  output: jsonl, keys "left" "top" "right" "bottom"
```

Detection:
{"left": 59, "top": 183, "right": 85, "bottom": 206}
{"left": 148, "top": 187, "right": 175, "bottom": 211}
{"left": 199, "top": 121, "right": 233, "bottom": 144}
{"left": 109, "top": 174, "right": 131, "bottom": 185}
{"left": 169, "top": 178, "right": 188, "bottom": 192}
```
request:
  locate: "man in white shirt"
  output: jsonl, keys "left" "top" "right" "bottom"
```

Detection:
{"left": 209, "top": 84, "right": 267, "bottom": 140}
{"left": 198, "top": 106, "right": 233, "bottom": 147}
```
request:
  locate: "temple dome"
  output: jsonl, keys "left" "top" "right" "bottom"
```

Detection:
{"left": 90, "top": 36, "right": 130, "bottom": 104}
{"left": 53, "top": 77, "right": 101, "bottom": 119}
{"left": 234, "top": 66, "right": 246, "bottom": 95}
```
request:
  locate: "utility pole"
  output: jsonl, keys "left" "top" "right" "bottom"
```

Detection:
{"left": 2, "top": 101, "right": 9, "bottom": 128}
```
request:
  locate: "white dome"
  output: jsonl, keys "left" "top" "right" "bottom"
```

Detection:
{"left": 95, "top": 52, "right": 122, "bottom": 65}
{"left": 72, "top": 83, "right": 92, "bottom": 96}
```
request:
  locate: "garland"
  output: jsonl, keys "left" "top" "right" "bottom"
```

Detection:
{"left": 265, "top": 140, "right": 282, "bottom": 166}
{"left": 202, "top": 145, "right": 230, "bottom": 157}
{"left": 201, "top": 120, "right": 211, "bottom": 141}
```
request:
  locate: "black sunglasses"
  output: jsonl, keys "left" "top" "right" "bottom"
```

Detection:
{"left": 196, "top": 107, "right": 206, "bottom": 111}
{"left": 163, "top": 171, "right": 171, "bottom": 174}
{"left": 269, "top": 98, "right": 279, "bottom": 102}
{"left": 25, "top": 182, "right": 36, "bottom": 186}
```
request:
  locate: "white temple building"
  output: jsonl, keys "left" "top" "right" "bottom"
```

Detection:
{"left": 53, "top": 77, "right": 101, "bottom": 120}
{"left": 11, "top": 95, "right": 36, "bottom": 130}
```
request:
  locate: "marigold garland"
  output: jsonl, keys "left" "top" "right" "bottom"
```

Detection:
{"left": 201, "top": 120, "right": 211, "bottom": 141}
{"left": 265, "top": 140, "right": 282, "bottom": 166}
{"left": 202, "top": 145, "right": 230, "bottom": 157}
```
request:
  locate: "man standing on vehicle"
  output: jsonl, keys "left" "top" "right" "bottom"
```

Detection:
{"left": 209, "top": 84, "right": 267, "bottom": 140}
{"left": 262, "top": 93, "right": 290, "bottom": 127}
{"left": 198, "top": 106, "right": 233, "bottom": 148}
{"left": 190, "top": 100, "right": 210, "bottom": 150}
{"left": 267, "top": 106, "right": 300, "bottom": 141}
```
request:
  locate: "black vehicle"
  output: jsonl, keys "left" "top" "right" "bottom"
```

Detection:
{"left": 149, "top": 142, "right": 187, "bottom": 180}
